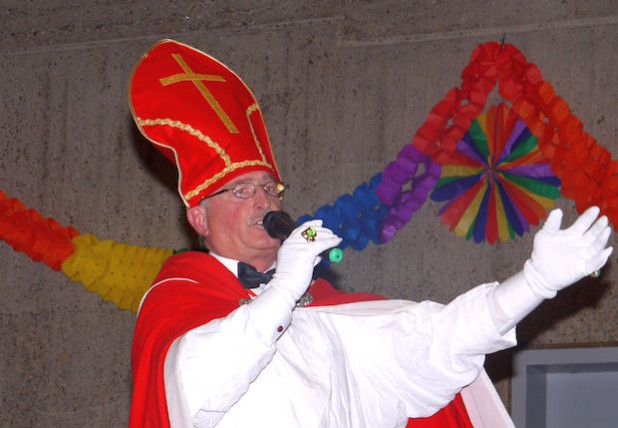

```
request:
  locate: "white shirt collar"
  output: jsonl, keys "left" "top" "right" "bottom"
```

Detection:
{"left": 209, "top": 252, "right": 239, "bottom": 277}
{"left": 209, "top": 252, "right": 276, "bottom": 295}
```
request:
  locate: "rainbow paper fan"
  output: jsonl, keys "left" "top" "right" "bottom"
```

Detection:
{"left": 430, "top": 103, "right": 561, "bottom": 243}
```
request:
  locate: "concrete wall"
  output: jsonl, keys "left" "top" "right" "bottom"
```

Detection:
{"left": 1, "top": 1, "right": 617, "bottom": 426}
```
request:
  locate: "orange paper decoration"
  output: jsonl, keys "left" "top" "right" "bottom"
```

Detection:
{"left": 0, "top": 189, "right": 79, "bottom": 271}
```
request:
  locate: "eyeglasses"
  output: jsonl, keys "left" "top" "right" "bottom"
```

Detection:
{"left": 204, "top": 181, "right": 288, "bottom": 200}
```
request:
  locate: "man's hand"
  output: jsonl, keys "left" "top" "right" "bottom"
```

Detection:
{"left": 271, "top": 220, "right": 342, "bottom": 305}
{"left": 524, "top": 206, "right": 613, "bottom": 298}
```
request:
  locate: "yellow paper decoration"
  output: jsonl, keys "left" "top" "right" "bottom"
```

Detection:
{"left": 61, "top": 234, "right": 173, "bottom": 313}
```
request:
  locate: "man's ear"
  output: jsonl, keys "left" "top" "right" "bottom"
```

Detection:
{"left": 186, "top": 205, "right": 209, "bottom": 237}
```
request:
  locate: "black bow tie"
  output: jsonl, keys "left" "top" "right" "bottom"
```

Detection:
{"left": 237, "top": 262, "right": 275, "bottom": 289}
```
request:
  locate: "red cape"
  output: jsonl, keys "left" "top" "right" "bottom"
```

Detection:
{"left": 130, "top": 251, "right": 472, "bottom": 427}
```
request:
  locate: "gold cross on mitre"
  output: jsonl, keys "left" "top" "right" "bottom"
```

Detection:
{"left": 159, "top": 53, "right": 239, "bottom": 134}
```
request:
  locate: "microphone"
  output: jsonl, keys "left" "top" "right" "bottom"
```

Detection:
{"left": 263, "top": 211, "right": 343, "bottom": 263}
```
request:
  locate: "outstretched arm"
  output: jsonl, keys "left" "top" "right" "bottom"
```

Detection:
{"left": 321, "top": 207, "right": 612, "bottom": 421}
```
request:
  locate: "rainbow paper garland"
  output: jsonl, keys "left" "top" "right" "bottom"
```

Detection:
{"left": 297, "top": 173, "right": 388, "bottom": 253}
{"left": 1, "top": 41, "right": 618, "bottom": 314}
{"left": 62, "top": 234, "right": 173, "bottom": 312}
{"left": 430, "top": 103, "right": 560, "bottom": 243}
{"left": 376, "top": 145, "right": 441, "bottom": 242}
{"left": 411, "top": 41, "right": 618, "bottom": 224}
{"left": 0, "top": 189, "right": 173, "bottom": 313}
{"left": 0, "top": 189, "right": 78, "bottom": 271}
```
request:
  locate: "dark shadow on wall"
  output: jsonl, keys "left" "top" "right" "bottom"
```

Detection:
{"left": 128, "top": 117, "right": 200, "bottom": 249}
{"left": 517, "top": 266, "right": 613, "bottom": 347}
{"left": 485, "top": 263, "right": 614, "bottom": 390}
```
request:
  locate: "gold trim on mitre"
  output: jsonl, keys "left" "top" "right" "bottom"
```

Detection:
{"left": 136, "top": 113, "right": 276, "bottom": 206}
{"left": 137, "top": 117, "right": 232, "bottom": 166}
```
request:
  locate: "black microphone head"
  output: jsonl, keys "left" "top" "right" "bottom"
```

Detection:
{"left": 263, "top": 211, "right": 297, "bottom": 239}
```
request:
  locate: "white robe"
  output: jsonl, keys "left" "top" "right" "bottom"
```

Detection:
{"left": 162, "top": 269, "right": 516, "bottom": 427}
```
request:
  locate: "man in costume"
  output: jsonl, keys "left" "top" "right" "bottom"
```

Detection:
{"left": 128, "top": 40, "right": 613, "bottom": 427}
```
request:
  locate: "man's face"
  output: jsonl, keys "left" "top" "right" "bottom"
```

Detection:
{"left": 198, "top": 171, "right": 283, "bottom": 267}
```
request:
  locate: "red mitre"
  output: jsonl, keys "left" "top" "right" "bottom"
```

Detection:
{"left": 129, "top": 39, "right": 281, "bottom": 207}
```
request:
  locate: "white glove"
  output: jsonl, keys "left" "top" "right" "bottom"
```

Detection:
{"left": 269, "top": 219, "right": 342, "bottom": 306}
{"left": 524, "top": 206, "right": 613, "bottom": 299}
